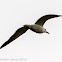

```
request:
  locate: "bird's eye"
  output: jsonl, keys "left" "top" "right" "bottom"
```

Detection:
{"left": 45, "top": 29, "right": 46, "bottom": 30}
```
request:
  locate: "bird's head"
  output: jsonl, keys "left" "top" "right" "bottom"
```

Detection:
{"left": 42, "top": 28, "right": 49, "bottom": 34}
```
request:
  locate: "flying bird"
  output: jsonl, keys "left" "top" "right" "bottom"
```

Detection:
{"left": 0, "top": 14, "right": 61, "bottom": 49}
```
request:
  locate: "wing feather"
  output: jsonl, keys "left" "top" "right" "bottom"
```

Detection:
{"left": 0, "top": 26, "right": 28, "bottom": 49}
{"left": 35, "top": 14, "right": 61, "bottom": 26}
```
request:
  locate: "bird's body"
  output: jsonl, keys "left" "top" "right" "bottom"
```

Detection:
{"left": 24, "top": 24, "right": 46, "bottom": 33}
{"left": 0, "top": 14, "right": 61, "bottom": 49}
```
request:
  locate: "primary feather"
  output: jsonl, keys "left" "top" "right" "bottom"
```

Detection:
{"left": 0, "top": 27, "right": 28, "bottom": 49}
{"left": 35, "top": 14, "right": 61, "bottom": 26}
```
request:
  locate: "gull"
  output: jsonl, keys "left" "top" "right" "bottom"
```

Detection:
{"left": 0, "top": 14, "right": 61, "bottom": 49}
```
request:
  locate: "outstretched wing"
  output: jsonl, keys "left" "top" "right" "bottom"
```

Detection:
{"left": 35, "top": 14, "right": 61, "bottom": 26}
{"left": 0, "top": 26, "right": 28, "bottom": 49}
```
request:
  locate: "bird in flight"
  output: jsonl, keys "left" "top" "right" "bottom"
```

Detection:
{"left": 0, "top": 14, "right": 61, "bottom": 49}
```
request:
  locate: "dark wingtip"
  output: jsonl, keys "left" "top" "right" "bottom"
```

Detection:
{"left": 0, "top": 46, "right": 2, "bottom": 49}
{"left": 0, "top": 46, "right": 3, "bottom": 49}
{"left": 0, "top": 44, "right": 5, "bottom": 49}
{"left": 55, "top": 15, "right": 62, "bottom": 17}
{"left": 53, "top": 14, "right": 62, "bottom": 17}
{"left": 0, "top": 41, "right": 10, "bottom": 49}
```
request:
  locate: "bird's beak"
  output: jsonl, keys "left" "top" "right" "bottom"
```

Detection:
{"left": 46, "top": 32, "right": 50, "bottom": 34}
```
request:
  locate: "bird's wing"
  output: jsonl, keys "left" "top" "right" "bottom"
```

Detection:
{"left": 0, "top": 26, "right": 28, "bottom": 49}
{"left": 35, "top": 14, "right": 61, "bottom": 26}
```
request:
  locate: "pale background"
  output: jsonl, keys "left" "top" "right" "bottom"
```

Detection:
{"left": 0, "top": 0, "right": 62, "bottom": 62}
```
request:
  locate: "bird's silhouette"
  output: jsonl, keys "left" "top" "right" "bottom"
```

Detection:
{"left": 0, "top": 14, "right": 61, "bottom": 49}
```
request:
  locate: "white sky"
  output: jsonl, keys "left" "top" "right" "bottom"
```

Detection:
{"left": 0, "top": 0, "right": 62, "bottom": 62}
